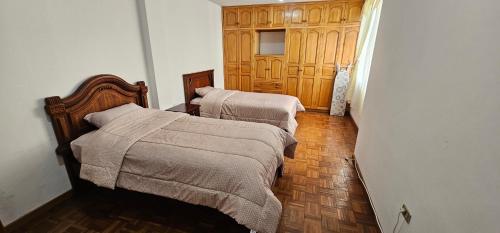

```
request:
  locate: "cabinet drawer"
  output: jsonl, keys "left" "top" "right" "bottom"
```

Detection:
{"left": 253, "top": 82, "right": 283, "bottom": 91}
{"left": 254, "top": 89, "right": 282, "bottom": 94}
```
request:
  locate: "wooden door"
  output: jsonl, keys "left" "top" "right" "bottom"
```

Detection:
{"left": 239, "top": 7, "right": 253, "bottom": 28}
{"left": 325, "top": 2, "right": 344, "bottom": 25}
{"left": 270, "top": 57, "right": 284, "bottom": 82}
{"left": 239, "top": 30, "right": 253, "bottom": 92}
{"left": 287, "top": 4, "right": 306, "bottom": 26}
{"left": 305, "top": 4, "right": 324, "bottom": 26}
{"left": 299, "top": 27, "right": 323, "bottom": 108}
{"left": 272, "top": 6, "right": 286, "bottom": 28}
{"left": 254, "top": 6, "right": 272, "bottom": 28}
{"left": 315, "top": 27, "right": 342, "bottom": 110}
{"left": 224, "top": 30, "right": 239, "bottom": 89}
{"left": 340, "top": 26, "right": 359, "bottom": 66}
{"left": 285, "top": 28, "right": 305, "bottom": 97}
{"left": 223, "top": 8, "right": 239, "bottom": 29}
{"left": 254, "top": 56, "right": 268, "bottom": 82}
{"left": 344, "top": 1, "right": 363, "bottom": 24}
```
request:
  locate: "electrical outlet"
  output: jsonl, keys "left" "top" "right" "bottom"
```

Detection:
{"left": 402, "top": 204, "right": 412, "bottom": 224}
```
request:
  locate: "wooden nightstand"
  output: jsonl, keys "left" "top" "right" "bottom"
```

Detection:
{"left": 166, "top": 103, "right": 200, "bottom": 116}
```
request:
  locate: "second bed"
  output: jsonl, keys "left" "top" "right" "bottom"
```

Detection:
{"left": 183, "top": 70, "right": 305, "bottom": 135}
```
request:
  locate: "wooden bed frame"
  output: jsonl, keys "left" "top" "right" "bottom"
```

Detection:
{"left": 182, "top": 69, "right": 214, "bottom": 105}
{"left": 46, "top": 73, "right": 282, "bottom": 193}
{"left": 45, "top": 74, "right": 148, "bottom": 190}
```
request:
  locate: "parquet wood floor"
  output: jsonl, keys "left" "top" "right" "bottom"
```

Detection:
{"left": 12, "top": 112, "right": 380, "bottom": 233}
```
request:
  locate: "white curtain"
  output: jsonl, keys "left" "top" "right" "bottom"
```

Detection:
{"left": 346, "top": 0, "right": 383, "bottom": 124}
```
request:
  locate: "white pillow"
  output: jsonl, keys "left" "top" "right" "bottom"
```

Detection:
{"left": 190, "top": 97, "right": 202, "bottom": 105}
{"left": 84, "top": 103, "right": 142, "bottom": 128}
{"left": 195, "top": 86, "right": 215, "bottom": 97}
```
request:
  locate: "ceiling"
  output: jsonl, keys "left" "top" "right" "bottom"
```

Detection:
{"left": 209, "top": 0, "right": 324, "bottom": 6}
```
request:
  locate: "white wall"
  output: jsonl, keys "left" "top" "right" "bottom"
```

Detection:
{"left": 145, "top": 0, "right": 223, "bottom": 110}
{"left": 355, "top": 0, "right": 500, "bottom": 233}
{"left": 0, "top": 0, "right": 151, "bottom": 225}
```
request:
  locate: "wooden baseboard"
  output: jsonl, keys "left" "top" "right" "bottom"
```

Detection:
{"left": 345, "top": 111, "right": 358, "bottom": 133}
{"left": 5, "top": 191, "right": 72, "bottom": 232}
{"left": 305, "top": 108, "right": 329, "bottom": 113}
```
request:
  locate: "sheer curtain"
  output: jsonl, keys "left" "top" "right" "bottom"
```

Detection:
{"left": 346, "top": 0, "right": 383, "bottom": 125}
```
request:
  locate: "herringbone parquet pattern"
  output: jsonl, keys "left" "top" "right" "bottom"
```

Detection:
{"left": 13, "top": 112, "right": 380, "bottom": 233}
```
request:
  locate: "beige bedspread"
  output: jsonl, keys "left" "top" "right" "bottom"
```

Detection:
{"left": 77, "top": 108, "right": 297, "bottom": 233}
{"left": 199, "top": 89, "right": 305, "bottom": 135}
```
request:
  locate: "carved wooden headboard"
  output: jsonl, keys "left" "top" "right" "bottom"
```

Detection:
{"left": 182, "top": 70, "right": 214, "bottom": 104}
{"left": 45, "top": 74, "right": 148, "bottom": 189}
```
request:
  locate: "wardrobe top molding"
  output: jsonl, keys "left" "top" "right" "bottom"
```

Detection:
{"left": 222, "top": 0, "right": 363, "bottom": 30}
{"left": 221, "top": 0, "right": 363, "bottom": 8}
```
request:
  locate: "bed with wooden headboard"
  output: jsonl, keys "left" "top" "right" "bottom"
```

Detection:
{"left": 44, "top": 74, "right": 294, "bottom": 233}
{"left": 182, "top": 69, "right": 214, "bottom": 105}
{"left": 45, "top": 74, "right": 148, "bottom": 189}
{"left": 181, "top": 69, "right": 305, "bottom": 135}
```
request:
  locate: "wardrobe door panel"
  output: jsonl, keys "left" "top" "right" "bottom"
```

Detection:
{"left": 240, "top": 74, "right": 252, "bottom": 92}
{"left": 285, "top": 29, "right": 304, "bottom": 97}
{"left": 255, "top": 7, "right": 272, "bottom": 28}
{"left": 223, "top": 8, "right": 239, "bottom": 29}
{"left": 305, "top": 4, "right": 324, "bottom": 26}
{"left": 299, "top": 78, "right": 315, "bottom": 107}
{"left": 287, "top": 4, "right": 305, "bottom": 26}
{"left": 255, "top": 56, "right": 268, "bottom": 82}
{"left": 239, "top": 30, "right": 253, "bottom": 92}
{"left": 303, "top": 28, "right": 322, "bottom": 65}
{"left": 224, "top": 30, "right": 239, "bottom": 90}
{"left": 341, "top": 26, "right": 359, "bottom": 66}
{"left": 286, "top": 29, "right": 304, "bottom": 65}
{"left": 239, "top": 7, "right": 253, "bottom": 28}
{"left": 326, "top": 3, "right": 344, "bottom": 25}
{"left": 345, "top": 1, "right": 363, "bottom": 24}
{"left": 270, "top": 57, "right": 284, "bottom": 81}
{"left": 272, "top": 6, "right": 286, "bottom": 27}
{"left": 240, "top": 30, "right": 253, "bottom": 63}
{"left": 287, "top": 77, "right": 298, "bottom": 97}
{"left": 317, "top": 79, "right": 334, "bottom": 109}
{"left": 224, "top": 30, "right": 239, "bottom": 64}
{"left": 225, "top": 64, "right": 239, "bottom": 90}
{"left": 322, "top": 27, "right": 342, "bottom": 66}
{"left": 314, "top": 27, "right": 342, "bottom": 109}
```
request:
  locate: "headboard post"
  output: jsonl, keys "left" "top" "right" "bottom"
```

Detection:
{"left": 45, "top": 96, "right": 72, "bottom": 155}
{"left": 137, "top": 81, "right": 149, "bottom": 108}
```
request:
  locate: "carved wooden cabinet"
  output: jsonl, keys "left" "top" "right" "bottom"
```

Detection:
{"left": 222, "top": 0, "right": 364, "bottom": 110}
{"left": 239, "top": 7, "right": 253, "bottom": 28}
{"left": 223, "top": 30, "right": 239, "bottom": 90}
{"left": 344, "top": 1, "right": 363, "bottom": 24}
{"left": 253, "top": 55, "right": 284, "bottom": 94}
{"left": 223, "top": 29, "right": 254, "bottom": 91}
{"left": 305, "top": 4, "right": 325, "bottom": 26}
{"left": 223, "top": 8, "right": 239, "bottom": 29}
{"left": 254, "top": 6, "right": 272, "bottom": 28}
{"left": 272, "top": 6, "right": 287, "bottom": 27}
{"left": 287, "top": 4, "right": 306, "bottom": 26}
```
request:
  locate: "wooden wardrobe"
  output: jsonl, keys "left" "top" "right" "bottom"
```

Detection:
{"left": 222, "top": 0, "right": 363, "bottom": 111}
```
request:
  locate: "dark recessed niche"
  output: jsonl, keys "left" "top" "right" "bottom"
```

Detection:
{"left": 257, "top": 30, "right": 286, "bottom": 55}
